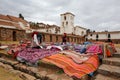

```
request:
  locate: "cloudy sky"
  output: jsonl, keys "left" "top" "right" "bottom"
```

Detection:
{"left": 0, "top": 0, "right": 120, "bottom": 31}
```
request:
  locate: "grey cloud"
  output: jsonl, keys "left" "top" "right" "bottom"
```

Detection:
{"left": 0, "top": 0, "right": 120, "bottom": 31}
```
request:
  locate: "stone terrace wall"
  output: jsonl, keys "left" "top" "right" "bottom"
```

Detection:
{"left": 0, "top": 27, "right": 26, "bottom": 41}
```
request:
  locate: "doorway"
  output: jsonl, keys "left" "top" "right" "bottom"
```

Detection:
{"left": 13, "top": 31, "right": 16, "bottom": 41}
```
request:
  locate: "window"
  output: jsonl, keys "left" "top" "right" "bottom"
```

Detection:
{"left": 81, "top": 31, "right": 84, "bottom": 36}
{"left": 64, "top": 16, "right": 66, "bottom": 20}
{"left": 13, "top": 31, "right": 16, "bottom": 41}
{"left": 62, "top": 22, "right": 64, "bottom": 27}
{"left": 42, "top": 34, "right": 45, "bottom": 42}
{"left": 56, "top": 36, "right": 58, "bottom": 42}
{"left": 50, "top": 35, "right": 52, "bottom": 42}
{"left": 96, "top": 34, "right": 99, "bottom": 38}
{"left": 66, "top": 21, "right": 68, "bottom": 25}
{"left": 96, "top": 34, "right": 99, "bottom": 41}
{"left": 71, "top": 22, "right": 73, "bottom": 25}
{"left": 90, "top": 34, "right": 92, "bottom": 36}
{"left": 108, "top": 34, "right": 111, "bottom": 38}
{"left": 86, "top": 38, "right": 88, "bottom": 41}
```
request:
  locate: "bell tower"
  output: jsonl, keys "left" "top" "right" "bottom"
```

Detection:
{"left": 60, "top": 12, "right": 75, "bottom": 34}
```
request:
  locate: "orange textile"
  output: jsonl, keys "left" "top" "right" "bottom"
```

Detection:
{"left": 106, "top": 49, "right": 111, "bottom": 57}
{"left": 42, "top": 54, "right": 99, "bottom": 78}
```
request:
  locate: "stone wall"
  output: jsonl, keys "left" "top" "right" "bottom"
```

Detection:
{"left": 0, "top": 27, "right": 26, "bottom": 41}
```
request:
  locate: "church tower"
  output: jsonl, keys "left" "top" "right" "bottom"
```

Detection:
{"left": 60, "top": 12, "right": 75, "bottom": 34}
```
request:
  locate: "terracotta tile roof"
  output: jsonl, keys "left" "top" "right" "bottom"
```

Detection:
{"left": 75, "top": 26, "right": 87, "bottom": 30}
{"left": 0, "top": 20, "right": 14, "bottom": 26}
{"left": 0, "top": 14, "right": 11, "bottom": 21}
{"left": 0, "top": 14, "right": 29, "bottom": 30}
{"left": 7, "top": 15, "right": 28, "bottom": 25}
{"left": 12, "top": 23, "right": 23, "bottom": 30}
{"left": 0, "top": 20, "right": 23, "bottom": 30}
{"left": 61, "top": 12, "right": 75, "bottom": 16}
{"left": 0, "top": 14, "right": 28, "bottom": 25}
{"left": 90, "top": 31, "right": 120, "bottom": 34}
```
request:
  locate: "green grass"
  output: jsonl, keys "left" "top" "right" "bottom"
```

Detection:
{"left": 56, "top": 70, "right": 64, "bottom": 74}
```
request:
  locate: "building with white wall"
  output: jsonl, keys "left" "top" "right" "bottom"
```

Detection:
{"left": 60, "top": 12, "right": 88, "bottom": 36}
{"left": 30, "top": 23, "right": 60, "bottom": 34}
{"left": 60, "top": 12, "right": 75, "bottom": 34}
{"left": 87, "top": 31, "right": 120, "bottom": 43}
{"left": 74, "top": 26, "right": 87, "bottom": 36}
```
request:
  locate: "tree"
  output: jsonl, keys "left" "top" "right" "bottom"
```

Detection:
{"left": 19, "top": 13, "right": 24, "bottom": 20}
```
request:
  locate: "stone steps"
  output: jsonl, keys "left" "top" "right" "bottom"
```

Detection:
{"left": 94, "top": 51, "right": 120, "bottom": 80}
{"left": 97, "top": 64, "right": 120, "bottom": 78}
{"left": 0, "top": 54, "right": 90, "bottom": 80}
{"left": 113, "top": 52, "right": 120, "bottom": 58}
{"left": 94, "top": 74, "right": 119, "bottom": 80}
{"left": 102, "top": 57, "right": 120, "bottom": 66}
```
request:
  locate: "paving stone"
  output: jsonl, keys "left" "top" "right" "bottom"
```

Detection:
{"left": 0, "top": 62, "right": 6, "bottom": 68}
{"left": 19, "top": 73, "right": 36, "bottom": 80}
{"left": 57, "top": 74, "right": 73, "bottom": 80}
{"left": 103, "top": 57, "right": 120, "bottom": 66}
{"left": 27, "top": 66, "right": 38, "bottom": 73}
{"left": 47, "top": 74, "right": 58, "bottom": 80}
{"left": 36, "top": 71, "right": 47, "bottom": 77}
{"left": 0, "top": 57, "right": 19, "bottom": 65}
{"left": 80, "top": 75, "right": 89, "bottom": 80}
{"left": 14, "top": 63, "right": 22, "bottom": 70}
{"left": 113, "top": 52, "right": 120, "bottom": 58}
{"left": 4, "top": 64, "right": 13, "bottom": 70}
{"left": 95, "top": 74, "right": 120, "bottom": 80}
{"left": 98, "top": 64, "right": 120, "bottom": 78}
{"left": 0, "top": 58, "right": 6, "bottom": 63}
{"left": 9, "top": 70, "right": 22, "bottom": 74}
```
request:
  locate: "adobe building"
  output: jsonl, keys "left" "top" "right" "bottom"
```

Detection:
{"left": 27, "top": 32, "right": 85, "bottom": 44}
{"left": 0, "top": 14, "right": 29, "bottom": 41}
{"left": 87, "top": 31, "right": 120, "bottom": 43}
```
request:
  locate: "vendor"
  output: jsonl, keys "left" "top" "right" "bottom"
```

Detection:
{"left": 62, "top": 33, "right": 67, "bottom": 44}
{"left": 31, "top": 31, "right": 41, "bottom": 49}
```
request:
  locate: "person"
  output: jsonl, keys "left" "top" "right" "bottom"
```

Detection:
{"left": 31, "top": 31, "right": 41, "bottom": 49}
{"left": 37, "top": 33, "right": 42, "bottom": 44}
{"left": 62, "top": 33, "right": 67, "bottom": 44}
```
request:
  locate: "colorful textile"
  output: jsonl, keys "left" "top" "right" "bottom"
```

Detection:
{"left": 86, "top": 44, "right": 102, "bottom": 54}
{"left": 60, "top": 50, "right": 89, "bottom": 64}
{"left": 74, "top": 45, "right": 86, "bottom": 53}
{"left": 17, "top": 48, "right": 59, "bottom": 63}
{"left": 42, "top": 54, "right": 99, "bottom": 78}
{"left": 46, "top": 45, "right": 63, "bottom": 51}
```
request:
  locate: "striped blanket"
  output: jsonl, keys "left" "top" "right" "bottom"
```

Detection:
{"left": 42, "top": 54, "right": 99, "bottom": 78}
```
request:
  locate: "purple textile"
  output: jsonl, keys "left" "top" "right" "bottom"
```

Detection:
{"left": 17, "top": 48, "right": 59, "bottom": 63}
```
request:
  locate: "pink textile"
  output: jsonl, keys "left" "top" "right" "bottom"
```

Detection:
{"left": 86, "top": 44, "right": 102, "bottom": 54}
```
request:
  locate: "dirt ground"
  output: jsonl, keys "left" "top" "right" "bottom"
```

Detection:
{"left": 0, "top": 66, "right": 23, "bottom": 80}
